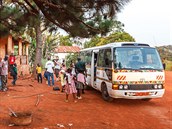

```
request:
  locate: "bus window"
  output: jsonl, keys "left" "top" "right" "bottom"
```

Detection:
{"left": 97, "top": 49, "right": 104, "bottom": 67}
{"left": 80, "top": 52, "right": 85, "bottom": 61}
{"left": 80, "top": 51, "right": 92, "bottom": 66}
{"left": 104, "top": 49, "right": 112, "bottom": 68}
{"left": 85, "top": 51, "right": 92, "bottom": 65}
{"left": 97, "top": 48, "right": 112, "bottom": 68}
{"left": 114, "top": 47, "right": 163, "bottom": 70}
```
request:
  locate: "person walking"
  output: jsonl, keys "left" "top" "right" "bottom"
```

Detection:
{"left": 9, "top": 52, "right": 15, "bottom": 67}
{"left": 65, "top": 68, "right": 77, "bottom": 103}
{"left": 1, "top": 55, "right": 8, "bottom": 91}
{"left": 36, "top": 63, "right": 42, "bottom": 83}
{"left": 10, "top": 63, "right": 18, "bottom": 85}
{"left": 45, "top": 57, "right": 55, "bottom": 86}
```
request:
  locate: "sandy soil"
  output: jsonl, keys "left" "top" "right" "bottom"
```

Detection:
{"left": 0, "top": 71, "right": 172, "bottom": 129}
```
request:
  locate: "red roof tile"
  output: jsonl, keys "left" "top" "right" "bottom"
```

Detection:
{"left": 54, "top": 46, "right": 81, "bottom": 53}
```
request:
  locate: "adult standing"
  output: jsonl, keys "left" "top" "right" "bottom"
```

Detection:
{"left": 54, "top": 56, "right": 61, "bottom": 81}
{"left": 45, "top": 57, "right": 55, "bottom": 86}
{"left": 1, "top": 55, "right": 9, "bottom": 91}
{"left": 162, "top": 58, "right": 166, "bottom": 70}
{"left": 75, "top": 57, "right": 86, "bottom": 99}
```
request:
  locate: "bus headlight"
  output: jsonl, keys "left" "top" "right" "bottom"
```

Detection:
{"left": 119, "top": 85, "right": 123, "bottom": 90}
{"left": 158, "top": 84, "right": 162, "bottom": 89}
{"left": 154, "top": 85, "right": 158, "bottom": 89}
{"left": 124, "top": 85, "right": 129, "bottom": 90}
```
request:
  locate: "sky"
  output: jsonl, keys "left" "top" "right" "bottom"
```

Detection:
{"left": 117, "top": 0, "right": 171, "bottom": 47}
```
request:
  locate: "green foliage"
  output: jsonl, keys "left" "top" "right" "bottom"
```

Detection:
{"left": 156, "top": 45, "right": 172, "bottom": 61}
{"left": 42, "top": 33, "right": 59, "bottom": 59}
{"left": 166, "top": 60, "right": 172, "bottom": 71}
{"left": 28, "top": 38, "right": 36, "bottom": 67}
{"left": 84, "top": 32, "right": 135, "bottom": 48}
{"left": 84, "top": 36, "right": 101, "bottom": 48}
{"left": 106, "top": 32, "right": 135, "bottom": 42}
{"left": 59, "top": 36, "right": 73, "bottom": 46}
{"left": 0, "top": 0, "right": 131, "bottom": 38}
{"left": 65, "top": 53, "right": 79, "bottom": 68}
{"left": 0, "top": 4, "right": 39, "bottom": 37}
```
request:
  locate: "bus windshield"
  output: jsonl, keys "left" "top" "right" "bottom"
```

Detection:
{"left": 113, "top": 47, "right": 163, "bottom": 70}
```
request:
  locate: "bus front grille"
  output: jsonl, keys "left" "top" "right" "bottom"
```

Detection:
{"left": 129, "top": 84, "right": 154, "bottom": 90}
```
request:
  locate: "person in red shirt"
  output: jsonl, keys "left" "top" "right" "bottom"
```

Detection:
{"left": 9, "top": 52, "right": 15, "bottom": 66}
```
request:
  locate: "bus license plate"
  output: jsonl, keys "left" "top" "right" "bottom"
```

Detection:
{"left": 135, "top": 92, "right": 149, "bottom": 96}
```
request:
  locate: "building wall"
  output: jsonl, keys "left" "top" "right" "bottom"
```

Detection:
{"left": 15, "top": 56, "right": 30, "bottom": 75}
{"left": 0, "top": 36, "right": 30, "bottom": 75}
{"left": 0, "top": 37, "right": 7, "bottom": 58}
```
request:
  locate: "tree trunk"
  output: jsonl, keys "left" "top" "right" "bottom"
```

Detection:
{"left": 33, "top": 24, "right": 43, "bottom": 78}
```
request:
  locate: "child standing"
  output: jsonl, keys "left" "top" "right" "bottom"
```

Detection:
{"left": 10, "top": 63, "right": 18, "bottom": 85}
{"left": 36, "top": 63, "right": 42, "bottom": 83}
{"left": 65, "top": 68, "right": 77, "bottom": 103}
{"left": 60, "top": 70, "right": 66, "bottom": 92}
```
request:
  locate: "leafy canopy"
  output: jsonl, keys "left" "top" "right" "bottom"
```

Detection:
{"left": 0, "top": 0, "right": 131, "bottom": 38}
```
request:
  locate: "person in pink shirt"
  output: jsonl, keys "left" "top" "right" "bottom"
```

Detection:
{"left": 75, "top": 57, "right": 87, "bottom": 99}
{"left": 65, "top": 68, "right": 77, "bottom": 103}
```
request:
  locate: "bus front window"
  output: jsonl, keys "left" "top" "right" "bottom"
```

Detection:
{"left": 113, "top": 47, "right": 163, "bottom": 70}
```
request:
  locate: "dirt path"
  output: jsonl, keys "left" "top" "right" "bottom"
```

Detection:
{"left": 0, "top": 71, "right": 171, "bottom": 129}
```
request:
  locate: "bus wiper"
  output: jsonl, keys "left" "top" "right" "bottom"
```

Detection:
{"left": 139, "top": 67, "right": 155, "bottom": 70}
{"left": 120, "top": 67, "right": 133, "bottom": 70}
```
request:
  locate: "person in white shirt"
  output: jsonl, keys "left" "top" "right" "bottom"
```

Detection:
{"left": 1, "top": 55, "right": 8, "bottom": 91}
{"left": 45, "top": 57, "right": 55, "bottom": 86}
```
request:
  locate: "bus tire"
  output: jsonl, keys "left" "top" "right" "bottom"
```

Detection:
{"left": 101, "top": 83, "right": 113, "bottom": 102}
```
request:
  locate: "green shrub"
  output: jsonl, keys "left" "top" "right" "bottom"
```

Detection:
{"left": 166, "top": 60, "right": 172, "bottom": 71}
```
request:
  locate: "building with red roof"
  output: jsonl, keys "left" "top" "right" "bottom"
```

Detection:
{"left": 52, "top": 46, "right": 81, "bottom": 62}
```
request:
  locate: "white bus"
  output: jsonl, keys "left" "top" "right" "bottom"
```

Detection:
{"left": 80, "top": 42, "right": 165, "bottom": 101}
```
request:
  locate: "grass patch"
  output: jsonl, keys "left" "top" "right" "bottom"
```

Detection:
{"left": 166, "top": 60, "right": 172, "bottom": 71}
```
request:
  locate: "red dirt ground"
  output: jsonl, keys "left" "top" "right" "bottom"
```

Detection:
{"left": 0, "top": 71, "right": 172, "bottom": 129}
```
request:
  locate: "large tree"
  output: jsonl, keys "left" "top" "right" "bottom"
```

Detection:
{"left": 1, "top": 0, "right": 131, "bottom": 37}
{"left": 0, "top": 0, "right": 131, "bottom": 75}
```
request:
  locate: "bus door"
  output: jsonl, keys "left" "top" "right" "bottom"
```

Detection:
{"left": 91, "top": 50, "right": 98, "bottom": 88}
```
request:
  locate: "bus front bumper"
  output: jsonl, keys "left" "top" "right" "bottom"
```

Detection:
{"left": 109, "top": 89, "right": 165, "bottom": 99}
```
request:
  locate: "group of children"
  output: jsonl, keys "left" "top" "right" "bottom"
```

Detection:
{"left": 35, "top": 61, "right": 86, "bottom": 103}
{"left": 60, "top": 62, "right": 87, "bottom": 102}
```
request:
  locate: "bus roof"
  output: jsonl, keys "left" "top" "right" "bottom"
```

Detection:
{"left": 80, "top": 42, "right": 155, "bottom": 52}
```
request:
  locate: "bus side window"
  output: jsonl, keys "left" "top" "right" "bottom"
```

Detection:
{"left": 97, "top": 49, "right": 112, "bottom": 68}
{"left": 104, "top": 49, "right": 112, "bottom": 68}
{"left": 97, "top": 50, "right": 104, "bottom": 67}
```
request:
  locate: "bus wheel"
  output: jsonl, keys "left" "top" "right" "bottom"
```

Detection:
{"left": 101, "top": 83, "right": 113, "bottom": 102}
{"left": 142, "top": 98, "right": 152, "bottom": 101}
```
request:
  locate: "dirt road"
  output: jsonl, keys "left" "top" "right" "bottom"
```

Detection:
{"left": 0, "top": 71, "right": 171, "bottom": 129}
